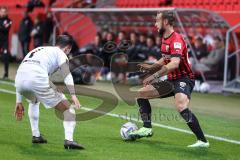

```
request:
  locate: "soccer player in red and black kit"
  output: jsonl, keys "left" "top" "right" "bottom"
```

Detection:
{"left": 129, "top": 11, "right": 209, "bottom": 148}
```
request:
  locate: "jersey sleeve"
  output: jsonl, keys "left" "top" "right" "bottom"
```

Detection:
{"left": 170, "top": 36, "right": 185, "bottom": 58}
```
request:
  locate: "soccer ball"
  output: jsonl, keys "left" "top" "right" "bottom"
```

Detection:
{"left": 120, "top": 122, "right": 138, "bottom": 140}
{"left": 200, "top": 82, "right": 210, "bottom": 93}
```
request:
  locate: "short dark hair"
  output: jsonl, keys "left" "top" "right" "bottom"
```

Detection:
{"left": 55, "top": 35, "right": 73, "bottom": 48}
{"left": 159, "top": 11, "right": 176, "bottom": 26}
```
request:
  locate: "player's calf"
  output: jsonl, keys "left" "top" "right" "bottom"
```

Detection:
{"left": 55, "top": 100, "right": 85, "bottom": 149}
{"left": 175, "top": 93, "right": 208, "bottom": 145}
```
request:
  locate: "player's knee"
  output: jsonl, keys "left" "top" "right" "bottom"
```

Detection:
{"left": 63, "top": 107, "right": 76, "bottom": 121}
{"left": 137, "top": 90, "right": 148, "bottom": 99}
{"left": 175, "top": 98, "right": 188, "bottom": 112}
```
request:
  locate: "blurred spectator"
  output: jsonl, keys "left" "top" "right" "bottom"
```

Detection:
{"left": 79, "top": 33, "right": 103, "bottom": 56}
{"left": 99, "top": 32, "right": 115, "bottom": 71}
{"left": 31, "top": 16, "right": 44, "bottom": 48}
{"left": 106, "top": 31, "right": 114, "bottom": 42}
{"left": 192, "top": 37, "right": 208, "bottom": 60}
{"left": 129, "top": 32, "right": 138, "bottom": 45}
{"left": 43, "top": 12, "right": 54, "bottom": 44}
{"left": 193, "top": 36, "right": 225, "bottom": 72}
{"left": 155, "top": 35, "right": 161, "bottom": 46}
{"left": 146, "top": 35, "right": 161, "bottom": 61}
{"left": 27, "top": 0, "right": 45, "bottom": 12}
{"left": 127, "top": 32, "right": 138, "bottom": 61}
{"left": 139, "top": 33, "right": 146, "bottom": 45}
{"left": 200, "top": 36, "right": 225, "bottom": 68}
{"left": 0, "top": 6, "right": 12, "bottom": 79}
{"left": 92, "top": 32, "right": 103, "bottom": 56}
{"left": 101, "top": 30, "right": 108, "bottom": 44}
{"left": 127, "top": 32, "right": 148, "bottom": 62}
{"left": 18, "top": 11, "right": 33, "bottom": 57}
{"left": 117, "top": 31, "right": 126, "bottom": 43}
{"left": 203, "top": 29, "right": 214, "bottom": 51}
{"left": 96, "top": 32, "right": 114, "bottom": 79}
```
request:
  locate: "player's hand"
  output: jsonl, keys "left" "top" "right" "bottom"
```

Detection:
{"left": 143, "top": 75, "right": 155, "bottom": 86}
{"left": 14, "top": 103, "right": 24, "bottom": 121}
{"left": 71, "top": 95, "right": 81, "bottom": 109}
{"left": 137, "top": 63, "right": 152, "bottom": 72}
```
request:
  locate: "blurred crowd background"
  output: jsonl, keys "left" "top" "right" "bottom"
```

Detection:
{"left": 0, "top": 0, "right": 239, "bottom": 92}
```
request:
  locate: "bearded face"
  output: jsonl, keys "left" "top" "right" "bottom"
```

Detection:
{"left": 155, "top": 13, "right": 166, "bottom": 37}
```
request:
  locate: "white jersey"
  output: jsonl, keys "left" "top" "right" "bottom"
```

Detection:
{"left": 17, "top": 46, "right": 68, "bottom": 78}
{"left": 15, "top": 46, "right": 73, "bottom": 107}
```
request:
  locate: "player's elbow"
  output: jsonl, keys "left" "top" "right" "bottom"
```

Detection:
{"left": 174, "top": 61, "right": 180, "bottom": 68}
{"left": 171, "top": 60, "right": 180, "bottom": 70}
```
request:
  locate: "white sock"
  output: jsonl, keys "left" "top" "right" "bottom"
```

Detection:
{"left": 28, "top": 102, "right": 40, "bottom": 137}
{"left": 63, "top": 106, "right": 76, "bottom": 141}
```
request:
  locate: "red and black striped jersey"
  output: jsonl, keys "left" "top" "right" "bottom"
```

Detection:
{"left": 161, "top": 32, "right": 195, "bottom": 80}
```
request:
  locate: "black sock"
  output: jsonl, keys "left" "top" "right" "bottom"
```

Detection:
{"left": 180, "top": 108, "right": 207, "bottom": 142}
{"left": 137, "top": 98, "right": 152, "bottom": 128}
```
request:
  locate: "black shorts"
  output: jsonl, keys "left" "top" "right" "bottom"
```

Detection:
{"left": 152, "top": 77, "right": 195, "bottom": 99}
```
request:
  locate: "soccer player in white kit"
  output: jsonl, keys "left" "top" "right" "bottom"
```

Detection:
{"left": 14, "top": 35, "right": 84, "bottom": 150}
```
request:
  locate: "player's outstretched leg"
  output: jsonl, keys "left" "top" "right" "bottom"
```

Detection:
{"left": 28, "top": 102, "right": 47, "bottom": 144}
{"left": 129, "top": 98, "right": 153, "bottom": 139}
{"left": 175, "top": 93, "right": 209, "bottom": 148}
{"left": 129, "top": 85, "right": 159, "bottom": 139}
{"left": 55, "top": 100, "right": 84, "bottom": 150}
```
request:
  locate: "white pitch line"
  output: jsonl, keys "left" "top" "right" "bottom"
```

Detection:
{"left": 0, "top": 83, "right": 240, "bottom": 145}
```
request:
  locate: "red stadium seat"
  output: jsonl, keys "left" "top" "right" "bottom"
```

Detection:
{"left": 127, "top": 0, "right": 135, "bottom": 7}
{"left": 224, "top": 0, "right": 233, "bottom": 10}
{"left": 149, "top": 0, "right": 161, "bottom": 7}
{"left": 185, "top": 0, "right": 191, "bottom": 7}
{"left": 188, "top": 0, "right": 196, "bottom": 7}
{"left": 194, "top": 0, "right": 203, "bottom": 9}
{"left": 233, "top": 0, "right": 239, "bottom": 4}
{"left": 178, "top": 0, "right": 185, "bottom": 7}
{"left": 172, "top": 0, "right": 180, "bottom": 7}
{"left": 203, "top": 0, "right": 209, "bottom": 8}
{"left": 119, "top": 0, "right": 127, "bottom": 7}
{"left": 233, "top": 3, "right": 240, "bottom": 10}
{"left": 224, "top": 0, "right": 233, "bottom": 11}
{"left": 148, "top": 0, "right": 154, "bottom": 7}
{"left": 116, "top": 0, "right": 122, "bottom": 7}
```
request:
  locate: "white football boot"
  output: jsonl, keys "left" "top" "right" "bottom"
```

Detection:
{"left": 187, "top": 140, "right": 210, "bottom": 148}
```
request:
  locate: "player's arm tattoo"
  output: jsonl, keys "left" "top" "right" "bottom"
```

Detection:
{"left": 59, "top": 61, "right": 76, "bottom": 95}
{"left": 66, "top": 84, "right": 76, "bottom": 95}
{"left": 149, "top": 58, "right": 165, "bottom": 73}
{"left": 153, "top": 65, "right": 169, "bottom": 78}
{"left": 153, "top": 57, "right": 180, "bottom": 78}
{"left": 139, "top": 58, "right": 165, "bottom": 74}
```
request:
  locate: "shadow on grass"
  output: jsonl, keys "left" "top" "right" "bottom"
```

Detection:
{"left": 15, "top": 143, "right": 87, "bottom": 159}
{"left": 138, "top": 139, "right": 225, "bottom": 160}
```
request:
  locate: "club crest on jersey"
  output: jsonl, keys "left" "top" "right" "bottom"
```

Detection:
{"left": 179, "top": 82, "right": 186, "bottom": 88}
{"left": 165, "top": 45, "right": 170, "bottom": 52}
{"left": 174, "top": 42, "right": 182, "bottom": 49}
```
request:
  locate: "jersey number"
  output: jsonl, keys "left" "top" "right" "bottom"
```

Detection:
{"left": 29, "top": 48, "right": 44, "bottom": 58}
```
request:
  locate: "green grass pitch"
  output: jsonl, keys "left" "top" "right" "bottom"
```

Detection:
{"left": 0, "top": 81, "right": 240, "bottom": 160}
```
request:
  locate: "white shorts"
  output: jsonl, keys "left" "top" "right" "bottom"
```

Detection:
{"left": 15, "top": 72, "right": 66, "bottom": 109}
